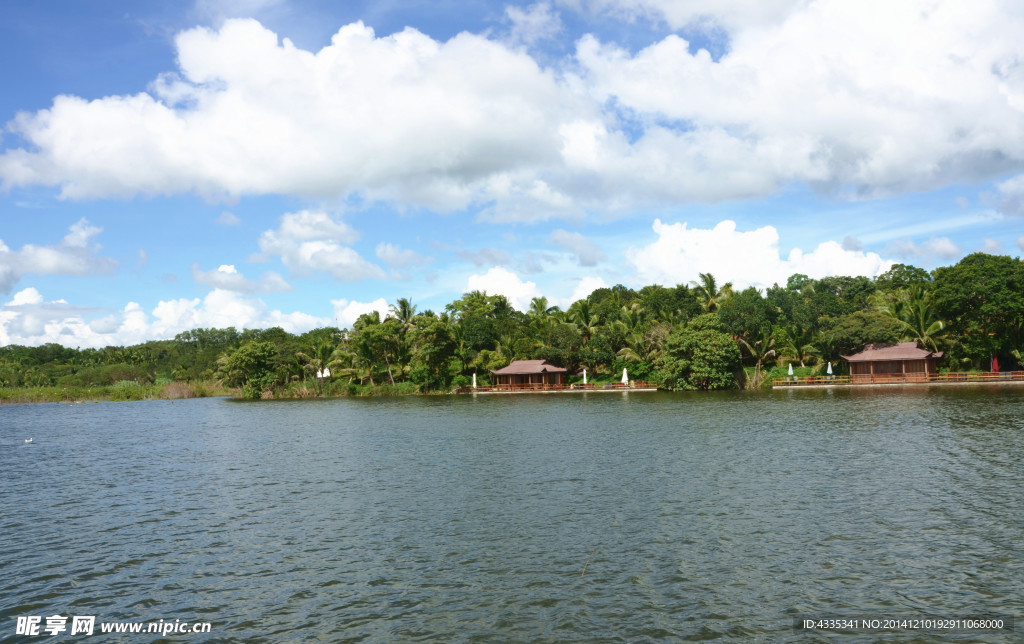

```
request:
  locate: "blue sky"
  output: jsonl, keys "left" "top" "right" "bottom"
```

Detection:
{"left": 1, "top": 0, "right": 1022, "bottom": 347}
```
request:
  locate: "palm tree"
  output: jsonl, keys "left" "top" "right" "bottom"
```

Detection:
{"left": 297, "top": 338, "right": 340, "bottom": 394}
{"left": 568, "top": 300, "right": 600, "bottom": 345}
{"left": 692, "top": 272, "right": 733, "bottom": 312}
{"left": 778, "top": 324, "right": 816, "bottom": 368}
{"left": 873, "top": 286, "right": 947, "bottom": 351}
{"left": 390, "top": 298, "right": 417, "bottom": 327}
{"left": 616, "top": 326, "right": 667, "bottom": 365}
{"left": 737, "top": 327, "right": 777, "bottom": 387}
{"left": 528, "top": 296, "right": 557, "bottom": 319}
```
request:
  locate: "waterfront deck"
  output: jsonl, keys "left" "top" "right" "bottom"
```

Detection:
{"left": 774, "top": 372, "right": 1024, "bottom": 388}
{"left": 457, "top": 381, "right": 656, "bottom": 394}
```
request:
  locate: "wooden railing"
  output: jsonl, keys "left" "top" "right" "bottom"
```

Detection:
{"left": 457, "top": 381, "right": 652, "bottom": 393}
{"left": 774, "top": 372, "right": 1024, "bottom": 387}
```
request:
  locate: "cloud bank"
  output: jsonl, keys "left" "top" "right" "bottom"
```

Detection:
{"left": 1, "top": 1, "right": 1021, "bottom": 216}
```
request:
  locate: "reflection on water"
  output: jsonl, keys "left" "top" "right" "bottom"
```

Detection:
{"left": 1, "top": 388, "right": 1022, "bottom": 641}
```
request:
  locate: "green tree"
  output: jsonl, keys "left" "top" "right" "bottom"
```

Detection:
{"left": 219, "top": 341, "right": 278, "bottom": 399}
{"left": 932, "top": 253, "right": 1024, "bottom": 366}
{"left": 817, "top": 311, "right": 904, "bottom": 359}
{"left": 692, "top": 273, "right": 733, "bottom": 313}
{"left": 872, "top": 286, "right": 947, "bottom": 351}
{"left": 660, "top": 314, "right": 742, "bottom": 390}
{"left": 875, "top": 263, "right": 932, "bottom": 292}
{"left": 409, "top": 316, "right": 457, "bottom": 390}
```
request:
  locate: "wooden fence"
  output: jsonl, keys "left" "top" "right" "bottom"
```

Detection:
{"left": 773, "top": 372, "right": 1024, "bottom": 387}
{"left": 457, "top": 381, "right": 652, "bottom": 393}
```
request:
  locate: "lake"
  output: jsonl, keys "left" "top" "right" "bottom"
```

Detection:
{"left": 2, "top": 388, "right": 1021, "bottom": 641}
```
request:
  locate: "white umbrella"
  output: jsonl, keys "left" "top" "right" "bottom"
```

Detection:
{"left": 827, "top": 362, "right": 832, "bottom": 375}
{"left": 583, "top": 369, "right": 587, "bottom": 385}
{"left": 472, "top": 373, "right": 477, "bottom": 389}
{"left": 788, "top": 363, "right": 794, "bottom": 376}
{"left": 621, "top": 368, "right": 629, "bottom": 384}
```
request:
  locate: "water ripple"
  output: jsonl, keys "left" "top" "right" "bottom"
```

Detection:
{"left": 1, "top": 390, "right": 1022, "bottom": 641}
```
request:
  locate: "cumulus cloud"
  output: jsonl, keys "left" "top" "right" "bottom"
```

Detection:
{"left": 887, "top": 236, "right": 962, "bottom": 261}
{"left": 0, "top": 218, "right": 117, "bottom": 293}
{"left": 0, "top": 19, "right": 572, "bottom": 209}
{"left": 465, "top": 266, "right": 540, "bottom": 311}
{"left": 573, "top": 0, "right": 1024, "bottom": 200}
{"left": 0, "top": 287, "right": 328, "bottom": 348}
{"left": 191, "top": 263, "right": 291, "bottom": 292}
{"left": 626, "top": 219, "right": 893, "bottom": 290}
{"left": 550, "top": 229, "right": 607, "bottom": 266}
{"left": 258, "top": 210, "right": 385, "bottom": 281}
{"left": 566, "top": 275, "right": 608, "bottom": 306}
{"left": 1, "top": 3, "right": 1022, "bottom": 216}
{"left": 332, "top": 297, "right": 390, "bottom": 329}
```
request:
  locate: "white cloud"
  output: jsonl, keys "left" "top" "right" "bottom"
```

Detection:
{"left": 1017, "top": 236, "right": 1024, "bottom": 252}
{"left": 465, "top": 266, "right": 540, "bottom": 311}
{"left": 887, "top": 236, "right": 962, "bottom": 261}
{"left": 573, "top": 0, "right": 1024, "bottom": 199}
{"left": 550, "top": 229, "right": 607, "bottom": 266}
{"left": 506, "top": 2, "right": 564, "bottom": 46}
{"left": 0, "top": 218, "right": 117, "bottom": 293}
{"left": 0, "top": 287, "right": 329, "bottom": 348}
{"left": 626, "top": 219, "right": 893, "bottom": 290}
{"left": 375, "top": 242, "right": 428, "bottom": 268}
{"left": 1, "top": 3, "right": 1022, "bottom": 220}
{"left": 216, "top": 210, "right": 241, "bottom": 226}
{"left": 0, "top": 19, "right": 573, "bottom": 210}
{"left": 191, "top": 262, "right": 291, "bottom": 292}
{"left": 332, "top": 297, "right": 390, "bottom": 329}
{"left": 575, "top": 0, "right": 810, "bottom": 32}
{"left": 6, "top": 287, "right": 44, "bottom": 306}
{"left": 567, "top": 275, "right": 608, "bottom": 306}
{"left": 258, "top": 210, "right": 386, "bottom": 281}
{"left": 980, "top": 238, "right": 1002, "bottom": 254}
{"left": 996, "top": 174, "right": 1024, "bottom": 216}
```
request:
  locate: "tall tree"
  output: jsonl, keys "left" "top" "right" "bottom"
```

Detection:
{"left": 660, "top": 314, "right": 742, "bottom": 390}
{"left": 692, "top": 272, "right": 733, "bottom": 313}
{"left": 932, "top": 253, "right": 1024, "bottom": 366}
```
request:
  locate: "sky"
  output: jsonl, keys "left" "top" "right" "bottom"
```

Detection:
{"left": 1, "top": 0, "right": 1023, "bottom": 348}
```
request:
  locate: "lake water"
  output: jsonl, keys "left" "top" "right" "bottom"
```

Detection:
{"left": 2, "top": 388, "right": 1022, "bottom": 642}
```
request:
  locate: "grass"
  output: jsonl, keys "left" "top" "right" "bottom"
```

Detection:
{"left": 0, "top": 381, "right": 231, "bottom": 404}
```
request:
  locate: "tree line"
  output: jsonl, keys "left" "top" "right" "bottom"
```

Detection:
{"left": 2, "top": 253, "right": 1021, "bottom": 398}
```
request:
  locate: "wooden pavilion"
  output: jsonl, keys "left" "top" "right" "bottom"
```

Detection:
{"left": 842, "top": 342, "right": 943, "bottom": 383}
{"left": 491, "top": 360, "right": 567, "bottom": 388}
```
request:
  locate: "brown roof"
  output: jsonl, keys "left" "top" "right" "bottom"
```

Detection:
{"left": 491, "top": 359, "right": 568, "bottom": 375}
{"left": 842, "top": 342, "right": 943, "bottom": 362}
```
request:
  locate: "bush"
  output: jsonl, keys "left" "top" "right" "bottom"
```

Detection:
{"left": 660, "top": 314, "right": 742, "bottom": 390}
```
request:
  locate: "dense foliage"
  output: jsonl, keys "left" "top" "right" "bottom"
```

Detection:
{"left": 2, "top": 254, "right": 1021, "bottom": 396}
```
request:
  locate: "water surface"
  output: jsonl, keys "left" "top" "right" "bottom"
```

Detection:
{"left": 2, "top": 388, "right": 1021, "bottom": 641}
